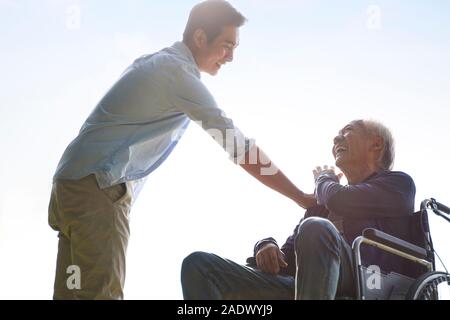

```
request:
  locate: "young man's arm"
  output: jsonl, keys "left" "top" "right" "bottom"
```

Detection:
{"left": 171, "top": 68, "right": 315, "bottom": 208}
{"left": 240, "top": 145, "right": 316, "bottom": 209}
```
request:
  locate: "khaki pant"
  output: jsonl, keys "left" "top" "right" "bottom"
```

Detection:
{"left": 48, "top": 174, "right": 132, "bottom": 300}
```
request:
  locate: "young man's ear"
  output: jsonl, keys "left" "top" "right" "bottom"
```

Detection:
{"left": 192, "top": 28, "right": 208, "bottom": 48}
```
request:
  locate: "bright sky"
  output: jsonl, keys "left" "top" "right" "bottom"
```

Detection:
{"left": 0, "top": 0, "right": 449, "bottom": 299}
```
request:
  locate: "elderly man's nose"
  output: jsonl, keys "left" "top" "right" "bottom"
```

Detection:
{"left": 334, "top": 135, "right": 343, "bottom": 145}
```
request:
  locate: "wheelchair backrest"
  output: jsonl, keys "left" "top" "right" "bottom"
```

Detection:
{"left": 409, "top": 209, "right": 435, "bottom": 272}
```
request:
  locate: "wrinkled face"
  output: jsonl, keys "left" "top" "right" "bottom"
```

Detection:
{"left": 194, "top": 25, "right": 239, "bottom": 76}
{"left": 332, "top": 120, "right": 373, "bottom": 171}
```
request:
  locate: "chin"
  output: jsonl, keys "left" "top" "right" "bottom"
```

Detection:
{"left": 206, "top": 69, "right": 218, "bottom": 76}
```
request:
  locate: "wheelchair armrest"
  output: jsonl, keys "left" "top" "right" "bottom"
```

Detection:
{"left": 362, "top": 228, "right": 427, "bottom": 260}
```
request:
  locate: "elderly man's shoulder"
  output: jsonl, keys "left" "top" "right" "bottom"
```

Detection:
{"left": 376, "top": 170, "right": 416, "bottom": 189}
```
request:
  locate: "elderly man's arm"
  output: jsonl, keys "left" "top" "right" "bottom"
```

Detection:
{"left": 315, "top": 171, "right": 415, "bottom": 218}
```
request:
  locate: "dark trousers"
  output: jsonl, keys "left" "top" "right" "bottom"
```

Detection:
{"left": 181, "top": 217, "right": 355, "bottom": 300}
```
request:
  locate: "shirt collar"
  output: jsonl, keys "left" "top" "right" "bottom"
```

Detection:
{"left": 171, "top": 41, "right": 200, "bottom": 77}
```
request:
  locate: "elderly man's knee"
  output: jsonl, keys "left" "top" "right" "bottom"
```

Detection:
{"left": 181, "top": 251, "right": 211, "bottom": 279}
{"left": 295, "top": 217, "right": 338, "bottom": 247}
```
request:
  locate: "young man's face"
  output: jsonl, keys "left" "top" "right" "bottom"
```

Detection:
{"left": 332, "top": 120, "right": 373, "bottom": 171}
{"left": 194, "top": 25, "right": 239, "bottom": 76}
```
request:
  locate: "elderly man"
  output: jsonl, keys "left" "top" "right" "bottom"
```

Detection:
{"left": 181, "top": 119, "right": 417, "bottom": 299}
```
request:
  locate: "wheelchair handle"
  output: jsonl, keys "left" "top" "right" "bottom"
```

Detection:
{"left": 421, "top": 198, "right": 450, "bottom": 223}
{"left": 437, "top": 201, "right": 449, "bottom": 214}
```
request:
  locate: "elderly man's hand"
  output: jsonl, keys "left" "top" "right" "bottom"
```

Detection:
{"left": 313, "top": 165, "right": 343, "bottom": 181}
{"left": 256, "top": 243, "right": 288, "bottom": 275}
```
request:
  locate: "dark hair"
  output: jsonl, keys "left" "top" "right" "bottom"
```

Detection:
{"left": 183, "top": 0, "right": 247, "bottom": 44}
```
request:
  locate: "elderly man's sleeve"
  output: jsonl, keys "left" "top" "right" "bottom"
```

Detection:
{"left": 315, "top": 172, "right": 416, "bottom": 218}
{"left": 170, "top": 67, "right": 255, "bottom": 163}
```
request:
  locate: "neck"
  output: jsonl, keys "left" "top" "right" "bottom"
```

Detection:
{"left": 342, "top": 164, "right": 378, "bottom": 185}
{"left": 183, "top": 40, "right": 200, "bottom": 67}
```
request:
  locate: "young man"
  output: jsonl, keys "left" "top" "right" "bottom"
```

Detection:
{"left": 48, "top": 0, "right": 313, "bottom": 300}
{"left": 181, "top": 119, "right": 418, "bottom": 300}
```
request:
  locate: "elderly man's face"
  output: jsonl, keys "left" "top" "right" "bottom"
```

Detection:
{"left": 332, "top": 120, "right": 373, "bottom": 170}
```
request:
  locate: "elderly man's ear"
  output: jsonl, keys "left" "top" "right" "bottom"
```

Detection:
{"left": 371, "top": 136, "right": 384, "bottom": 153}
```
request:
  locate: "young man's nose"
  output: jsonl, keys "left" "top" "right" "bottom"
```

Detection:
{"left": 225, "top": 50, "right": 234, "bottom": 62}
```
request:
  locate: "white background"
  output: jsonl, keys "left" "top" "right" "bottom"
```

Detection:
{"left": 0, "top": 0, "right": 449, "bottom": 299}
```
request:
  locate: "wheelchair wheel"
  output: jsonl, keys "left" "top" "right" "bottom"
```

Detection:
{"left": 406, "top": 271, "right": 450, "bottom": 300}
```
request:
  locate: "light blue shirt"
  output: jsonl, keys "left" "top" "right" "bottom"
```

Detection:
{"left": 54, "top": 41, "right": 254, "bottom": 190}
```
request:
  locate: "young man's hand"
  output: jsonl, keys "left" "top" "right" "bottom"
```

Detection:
{"left": 255, "top": 243, "right": 288, "bottom": 275}
{"left": 298, "top": 192, "right": 317, "bottom": 209}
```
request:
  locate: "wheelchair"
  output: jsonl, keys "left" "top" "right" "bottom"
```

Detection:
{"left": 353, "top": 198, "right": 450, "bottom": 300}
{"left": 247, "top": 198, "right": 450, "bottom": 300}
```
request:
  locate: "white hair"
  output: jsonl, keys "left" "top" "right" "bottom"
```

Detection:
{"left": 363, "top": 120, "right": 395, "bottom": 171}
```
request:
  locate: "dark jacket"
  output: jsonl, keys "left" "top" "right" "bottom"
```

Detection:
{"left": 254, "top": 171, "right": 422, "bottom": 278}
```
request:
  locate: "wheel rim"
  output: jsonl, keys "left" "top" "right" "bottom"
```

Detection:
{"left": 412, "top": 272, "right": 450, "bottom": 300}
